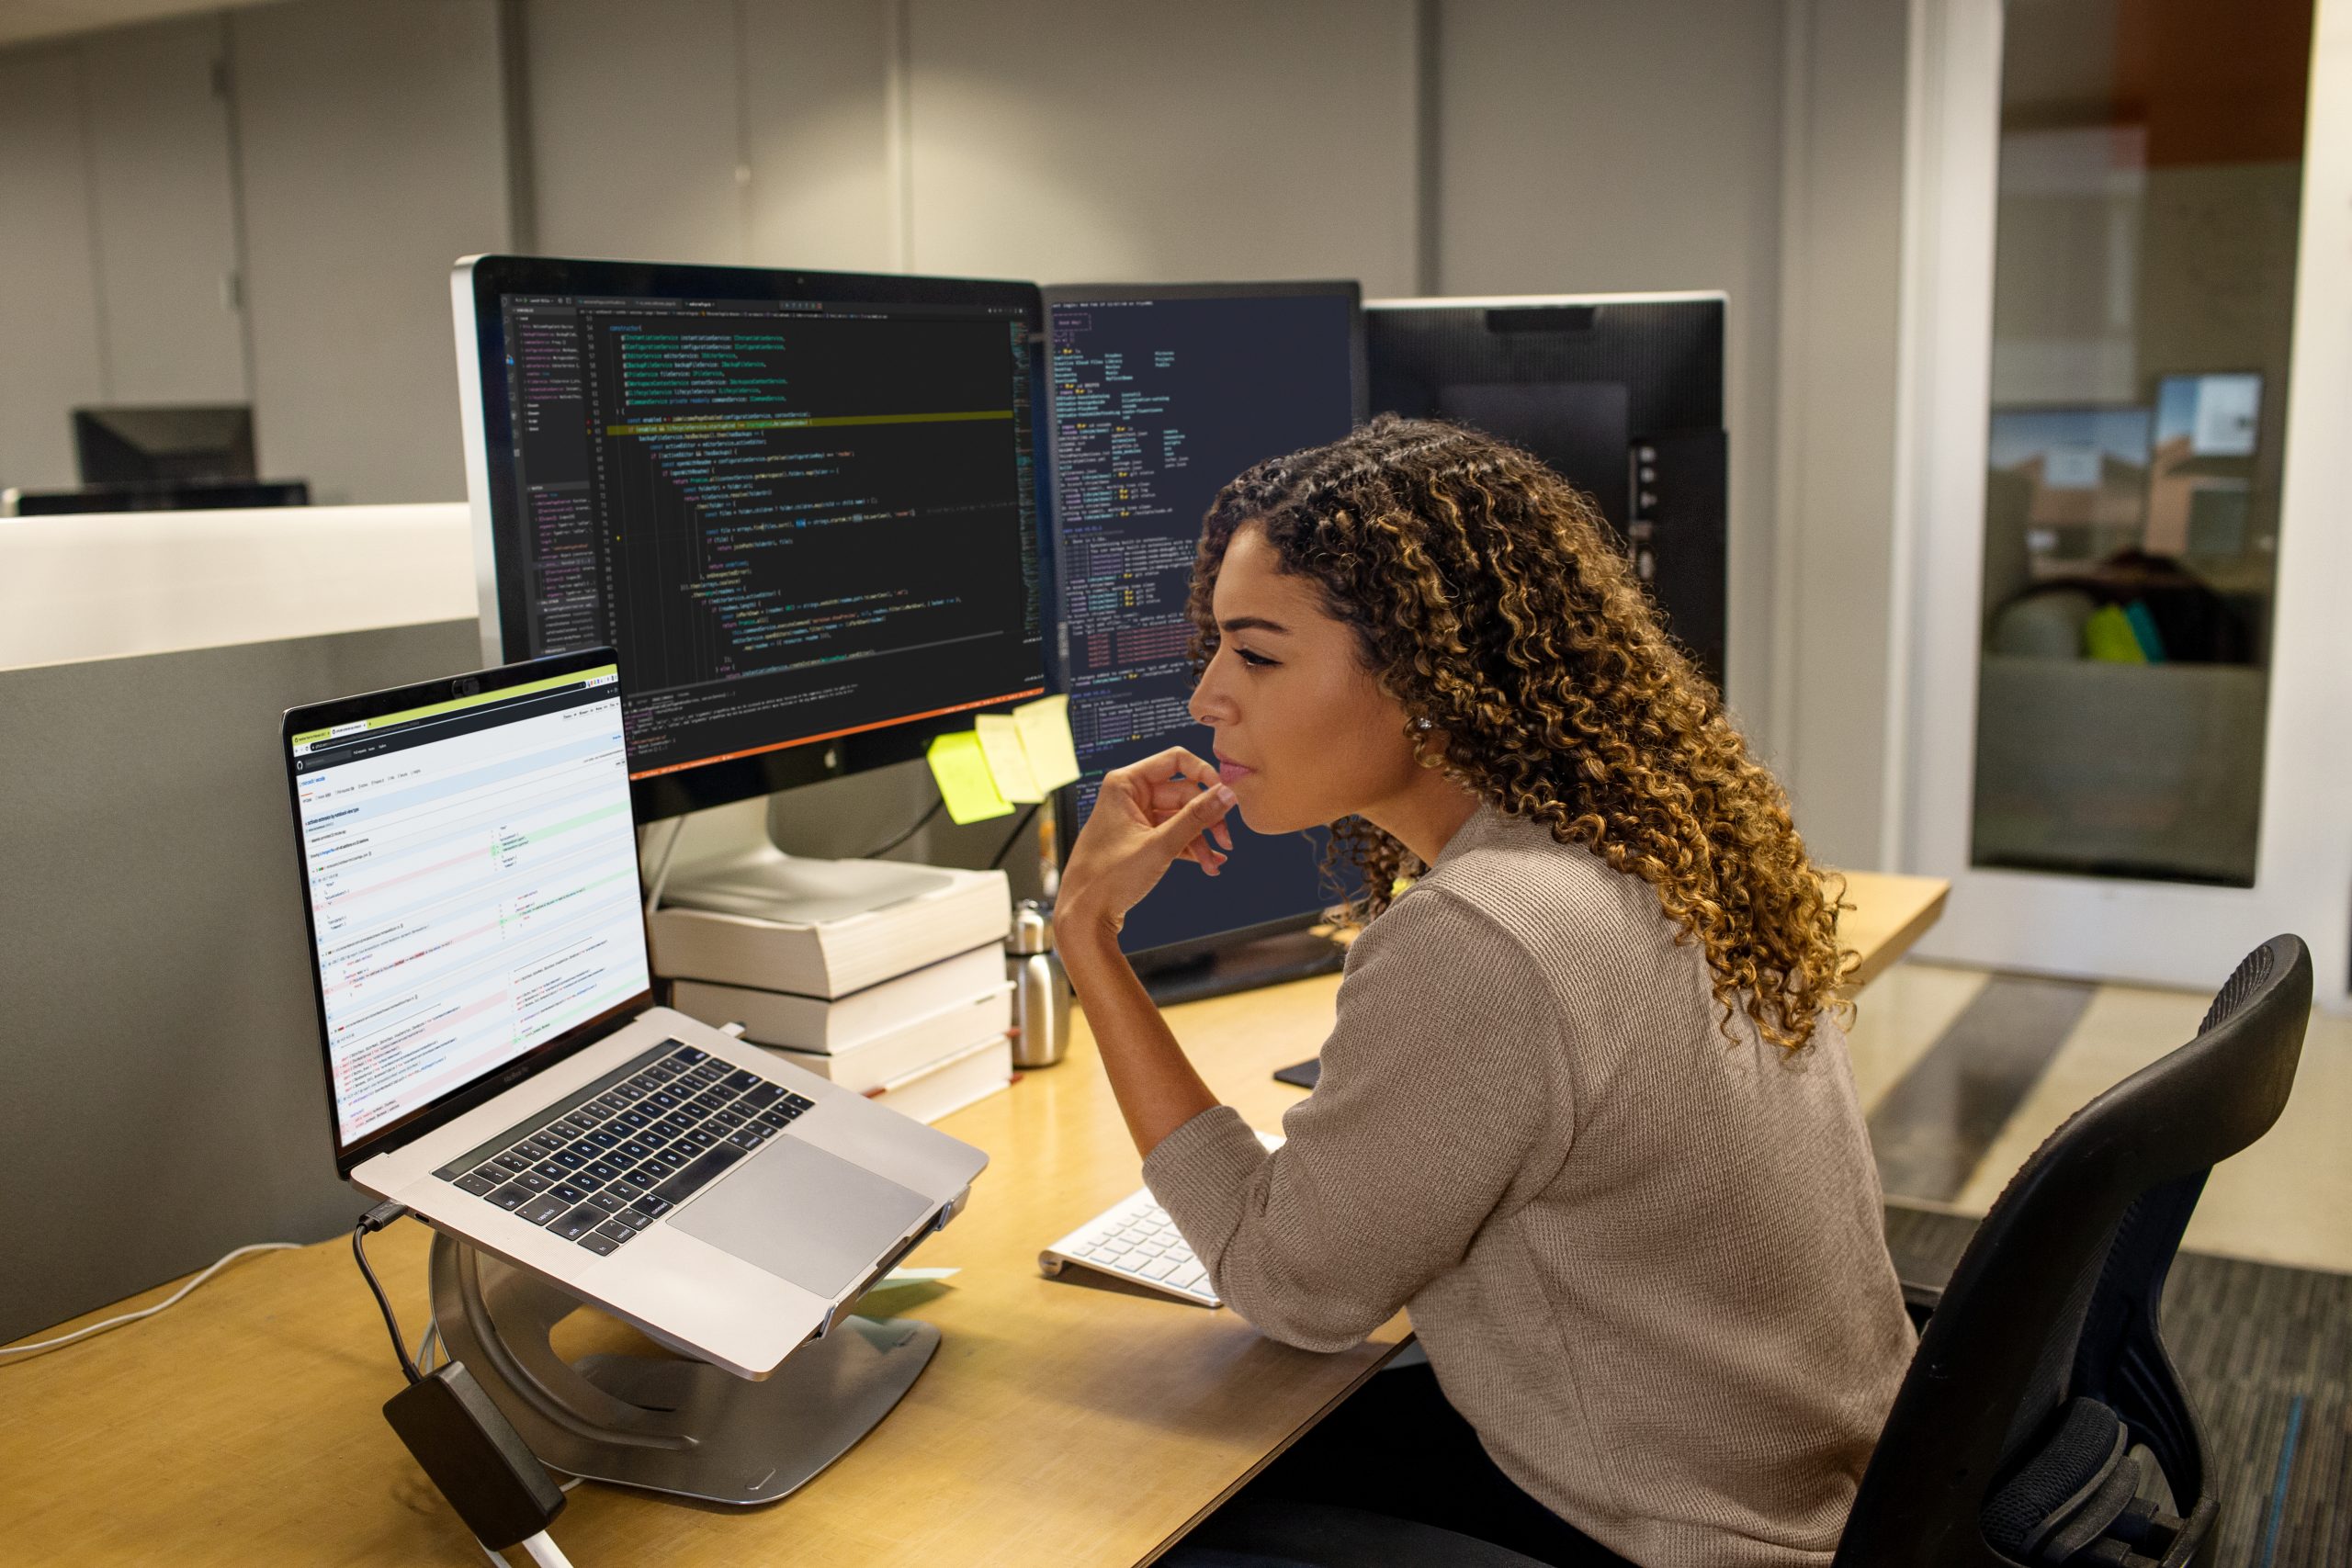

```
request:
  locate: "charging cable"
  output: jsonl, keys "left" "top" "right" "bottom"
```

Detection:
{"left": 354, "top": 1202, "right": 579, "bottom": 1566}
{"left": 352, "top": 1202, "right": 422, "bottom": 1382}
{"left": 0, "top": 1241, "right": 300, "bottom": 1362}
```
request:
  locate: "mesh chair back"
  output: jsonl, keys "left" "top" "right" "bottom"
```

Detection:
{"left": 1836, "top": 936, "right": 2312, "bottom": 1566}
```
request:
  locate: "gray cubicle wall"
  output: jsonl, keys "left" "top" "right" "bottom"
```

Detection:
{"left": 0, "top": 619, "right": 478, "bottom": 1344}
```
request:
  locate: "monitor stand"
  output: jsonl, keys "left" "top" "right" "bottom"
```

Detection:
{"left": 647, "top": 798, "right": 951, "bottom": 925}
{"left": 427, "top": 1232, "right": 937, "bottom": 1506}
{"left": 1138, "top": 926, "right": 1345, "bottom": 1008}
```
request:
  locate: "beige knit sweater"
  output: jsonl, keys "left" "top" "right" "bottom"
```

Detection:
{"left": 1142, "top": 805, "right": 1915, "bottom": 1568}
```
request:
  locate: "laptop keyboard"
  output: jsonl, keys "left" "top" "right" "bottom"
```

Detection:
{"left": 431, "top": 1041, "right": 812, "bottom": 1257}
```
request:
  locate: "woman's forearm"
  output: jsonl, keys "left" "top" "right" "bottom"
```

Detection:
{"left": 1059, "top": 918, "right": 1219, "bottom": 1157}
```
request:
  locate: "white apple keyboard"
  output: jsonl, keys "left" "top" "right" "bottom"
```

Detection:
{"left": 1038, "top": 1131, "right": 1282, "bottom": 1308}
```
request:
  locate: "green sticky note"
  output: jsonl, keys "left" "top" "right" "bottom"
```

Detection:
{"left": 976, "top": 714, "right": 1044, "bottom": 802}
{"left": 2083, "top": 604, "right": 2148, "bottom": 663}
{"left": 927, "top": 730, "right": 1014, "bottom": 824}
{"left": 876, "top": 1267, "right": 959, "bottom": 1287}
{"left": 854, "top": 1266, "right": 960, "bottom": 1311}
{"left": 1012, "top": 694, "right": 1081, "bottom": 792}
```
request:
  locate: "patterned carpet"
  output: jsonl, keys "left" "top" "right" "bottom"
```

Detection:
{"left": 1885, "top": 1202, "right": 2351, "bottom": 1568}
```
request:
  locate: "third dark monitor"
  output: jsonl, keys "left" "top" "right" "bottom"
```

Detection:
{"left": 1365, "top": 294, "right": 1728, "bottom": 687}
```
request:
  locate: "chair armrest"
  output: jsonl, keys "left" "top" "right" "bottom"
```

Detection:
{"left": 1900, "top": 1278, "right": 1943, "bottom": 1333}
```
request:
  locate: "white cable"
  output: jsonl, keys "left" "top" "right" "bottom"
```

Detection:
{"left": 0, "top": 1242, "right": 301, "bottom": 1361}
{"left": 643, "top": 815, "right": 689, "bottom": 914}
{"left": 414, "top": 1318, "right": 441, "bottom": 1375}
{"left": 474, "top": 1539, "right": 511, "bottom": 1568}
{"left": 515, "top": 1531, "right": 576, "bottom": 1568}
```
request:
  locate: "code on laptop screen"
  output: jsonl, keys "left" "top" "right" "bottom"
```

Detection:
{"left": 288, "top": 664, "right": 650, "bottom": 1150}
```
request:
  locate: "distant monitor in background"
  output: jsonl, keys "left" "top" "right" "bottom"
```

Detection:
{"left": 74, "top": 405, "right": 256, "bottom": 486}
{"left": 2147, "top": 373, "right": 2261, "bottom": 558}
{"left": 1364, "top": 294, "right": 1729, "bottom": 687}
{"left": 1984, "top": 405, "right": 2154, "bottom": 576}
{"left": 3, "top": 479, "right": 309, "bottom": 517}
{"left": 1044, "top": 282, "right": 1364, "bottom": 1002}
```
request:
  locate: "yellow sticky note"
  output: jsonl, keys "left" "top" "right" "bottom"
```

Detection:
{"left": 926, "top": 731, "right": 1013, "bottom": 824}
{"left": 1012, "top": 694, "right": 1081, "bottom": 792}
{"left": 975, "top": 714, "right": 1043, "bottom": 803}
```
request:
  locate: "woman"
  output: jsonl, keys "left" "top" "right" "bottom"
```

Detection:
{"left": 1055, "top": 417, "right": 1914, "bottom": 1568}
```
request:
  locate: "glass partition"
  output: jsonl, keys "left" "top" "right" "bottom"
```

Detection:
{"left": 1970, "top": 0, "right": 2313, "bottom": 886}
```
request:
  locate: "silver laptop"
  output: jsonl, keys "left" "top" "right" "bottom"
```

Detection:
{"left": 282, "top": 648, "right": 989, "bottom": 1379}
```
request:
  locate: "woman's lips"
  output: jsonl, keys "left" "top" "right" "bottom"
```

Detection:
{"left": 1217, "top": 760, "right": 1255, "bottom": 786}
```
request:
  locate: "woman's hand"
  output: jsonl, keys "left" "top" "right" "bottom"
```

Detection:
{"left": 1057, "top": 747, "right": 1237, "bottom": 942}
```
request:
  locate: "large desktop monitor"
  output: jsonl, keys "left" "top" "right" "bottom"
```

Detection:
{"left": 1043, "top": 282, "right": 1364, "bottom": 999}
{"left": 2, "top": 479, "right": 309, "bottom": 516}
{"left": 1365, "top": 294, "right": 1728, "bottom": 686}
{"left": 74, "top": 403, "right": 256, "bottom": 486}
{"left": 454, "top": 255, "right": 1051, "bottom": 829}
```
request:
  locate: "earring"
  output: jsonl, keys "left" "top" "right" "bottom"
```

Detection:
{"left": 1413, "top": 717, "right": 1434, "bottom": 731}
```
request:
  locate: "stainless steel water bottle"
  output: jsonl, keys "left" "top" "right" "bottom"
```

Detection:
{"left": 1007, "top": 899, "right": 1071, "bottom": 1068}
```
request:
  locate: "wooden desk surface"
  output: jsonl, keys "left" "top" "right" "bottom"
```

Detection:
{"left": 1, "top": 871, "right": 1943, "bottom": 1566}
{"left": 1834, "top": 870, "right": 1948, "bottom": 991}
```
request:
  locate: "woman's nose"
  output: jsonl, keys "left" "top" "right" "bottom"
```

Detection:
{"left": 1189, "top": 657, "right": 1234, "bottom": 727}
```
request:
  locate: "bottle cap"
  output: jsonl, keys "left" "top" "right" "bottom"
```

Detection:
{"left": 1010, "top": 898, "right": 1053, "bottom": 955}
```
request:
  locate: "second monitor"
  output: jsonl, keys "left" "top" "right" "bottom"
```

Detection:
{"left": 1045, "top": 281, "right": 1364, "bottom": 1000}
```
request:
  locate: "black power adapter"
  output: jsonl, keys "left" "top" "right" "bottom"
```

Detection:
{"left": 382, "top": 1359, "right": 569, "bottom": 1551}
{"left": 353, "top": 1202, "right": 569, "bottom": 1556}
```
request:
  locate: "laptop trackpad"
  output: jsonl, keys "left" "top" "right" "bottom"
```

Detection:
{"left": 669, "top": 1136, "right": 934, "bottom": 1300}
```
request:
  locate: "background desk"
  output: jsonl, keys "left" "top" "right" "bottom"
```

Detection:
{"left": 1, "top": 872, "right": 1945, "bottom": 1566}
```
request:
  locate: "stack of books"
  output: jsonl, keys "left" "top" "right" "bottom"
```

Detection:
{"left": 656, "top": 863, "right": 1016, "bottom": 1125}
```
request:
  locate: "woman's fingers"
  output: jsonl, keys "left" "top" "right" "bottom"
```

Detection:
{"left": 1144, "top": 779, "right": 1199, "bottom": 816}
{"left": 1091, "top": 746, "right": 1230, "bottom": 874}
{"left": 1154, "top": 783, "right": 1236, "bottom": 858}
{"left": 1136, "top": 773, "right": 1237, "bottom": 872}
{"left": 1057, "top": 747, "right": 1239, "bottom": 929}
{"left": 1108, "top": 747, "right": 1218, "bottom": 797}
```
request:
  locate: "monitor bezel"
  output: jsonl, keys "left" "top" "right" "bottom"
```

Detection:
{"left": 1037, "top": 279, "right": 1366, "bottom": 968}
{"left": 452, "top": 254, "right": 1057, "bottom": 823}
{"left": 282, "top": 645, "right": 655, "bottom": 1178}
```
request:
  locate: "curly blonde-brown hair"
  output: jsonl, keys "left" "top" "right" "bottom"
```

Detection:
{"left": 1187, "top": 415, "right": 1853, "bottom": 1054}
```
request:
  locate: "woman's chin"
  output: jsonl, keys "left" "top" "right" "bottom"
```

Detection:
{"left": 1232, "top": 795, "right": 1306, "bottom": 838}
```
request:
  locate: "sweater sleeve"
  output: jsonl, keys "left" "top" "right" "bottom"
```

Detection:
{"left": 1141, "top": 886, "right": 1568, "bottom": 1351}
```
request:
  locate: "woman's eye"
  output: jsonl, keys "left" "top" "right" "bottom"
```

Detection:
{"left": 1236, "top": 647, "right": 1276, "bottom": 669}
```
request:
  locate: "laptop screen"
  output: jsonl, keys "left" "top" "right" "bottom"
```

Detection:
{"left": 288, "top": 660, "right": 650, "bottom": 1158}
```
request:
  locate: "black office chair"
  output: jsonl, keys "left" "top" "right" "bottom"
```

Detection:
{"left": 1837, "top": 934, "right": 2312, "bottom": 1568}
{"left": 1167, "top": 1500, "right": 1560, "bottom": 1567}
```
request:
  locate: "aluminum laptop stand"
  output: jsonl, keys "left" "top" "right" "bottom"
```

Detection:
{"left": 428, "top": 1232, "right": 938, "bottom": 1506}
